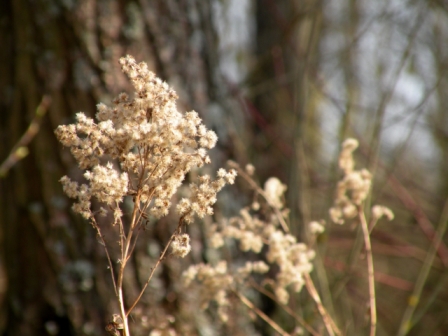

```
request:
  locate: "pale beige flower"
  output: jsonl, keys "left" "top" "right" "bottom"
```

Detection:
{"left": 264, "top": 177, "right": 287, "bottom": 209}
{"left": 329, "top": 138, "right": 372, "bottom": 224}
{"left": 309, "top": 221, "right": 325, "bottom": 234}
{"left": 245, "top": 164, "right": 255, "bottom": 175}
{"left": 56, "top": 55, "right": 235, "bottom": 224}
{"left": 171, "top": 234, "right": 191, "bottom": 258}
{"left": 371, "top": 205, "right": 394, "bottom": 221}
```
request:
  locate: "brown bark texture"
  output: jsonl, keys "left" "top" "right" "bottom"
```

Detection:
{"left": 0, "top": 0, "right": 221, "bottom": 334}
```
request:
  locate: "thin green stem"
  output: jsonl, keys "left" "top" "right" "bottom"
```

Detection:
{"left": 397, "top": 199, "right": 448, "bottom": 336}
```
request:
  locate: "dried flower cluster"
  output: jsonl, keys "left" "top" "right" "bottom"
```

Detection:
{"left": 54, "top": 51, "right": 398, "bottom": 335}
{"left": 371, "top": 205, "right": 394, "bottom": 222}
{"left": 55, "top": 54, "right": 235, "bottom": 227}
{"left": 309, "top": 220, "right": 325, "bottom": 235}
{"left": 171, "top": 233, "right": 191, "bottom": 258}
{"left": 182, "top": 261, "right": 234, "bottom": 322}
{"left": 329, "top": 138, "right": 373, "bottom": 224}
{"left": 183, "top": 259, "right": 270, "bottom": 322}
{"left": 264, "top": 177, "right": 287, "bottom": 209}
{"left": 55, "top": 55, "right": 237, "bottom": 335}
{"left": 329, "top": 138, "right": 394, "bottom": 226}
{"left": 184, "top": 175, "right": 316, "bottom": 316}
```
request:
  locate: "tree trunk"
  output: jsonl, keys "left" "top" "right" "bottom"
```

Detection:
{"left": 0, "top": 0, "right": 220, "bottom": 334}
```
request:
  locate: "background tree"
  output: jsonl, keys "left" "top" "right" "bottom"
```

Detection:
{"left": 0, "top": 0, "right": 227, "bottom": 334}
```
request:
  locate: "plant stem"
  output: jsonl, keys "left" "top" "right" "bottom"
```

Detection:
{"left": 118, "top": 287, "right": 130, "bottom": 336}
{"left": 91, "top": 217, "right": 118, "bottom": 295}
{"left": 249, "top": 279, "right": 319, "bottom": 336}
{"left": 126, "top": 218, "right": 183, "bottom": 317}
{"left": 115, "top": 194, "right": 142, "bottom": 336}
{"left": 358, "top": 205, "right": 376, "bottom": 336}
{"left": 234, "top": 290, "right": 290, "bottom": 336}
{"left": 227, "top": 161, "right": 289, "bottom": 232}
{"left": 304, "top": 273, "right": 341, "bottom": 336}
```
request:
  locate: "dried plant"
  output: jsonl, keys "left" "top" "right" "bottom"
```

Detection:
{"left": 182, "top": 140, "right": 394, "bottom": 336}
{"left": 328, "top": 138, "right": 394, "bottom": 336}
{"left": 56, "top": 55, "right": 394, "bottom": 336}
{"left": 181, "top": 161, "right": 340, "bottom": 336}
{"left": 55, "top": 55, "right": 236, "bottom": 335}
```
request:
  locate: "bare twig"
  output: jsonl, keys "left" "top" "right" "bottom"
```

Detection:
{"left": 91, "top": 217, "right": 118, "bottom": 296}
{"left": 227, "top": 160, "right": 289, "bottom": 232}
{"left": 249, "top": 279, "right": 320, "bottom": 336}
{"left": 233, "top": 289, "right": 290, "bottom": 336}
{"left": 0, "top": 95, "right": 51, "bottom": 177}
{"left": 389, "top": 174, "right": 448, "bottom": 267}
{"left": 304, "top": 273, "right": 341, "bottom": 336}
{"left": 126, "top": 218, "right": 184, "bottom": 317}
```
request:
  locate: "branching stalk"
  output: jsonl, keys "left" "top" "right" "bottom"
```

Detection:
{"left": 126, "top": 218, "right": 184, "bottom": 317}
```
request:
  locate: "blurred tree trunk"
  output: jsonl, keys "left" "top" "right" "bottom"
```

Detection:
{"left": 250, "top": 0, "right": 323, "bottom": 233}
{"left": 0, "top": 0, "right": 220, "bottom": 335}
{"left": 248, "top": 0, "right": 324, "bottom": 328}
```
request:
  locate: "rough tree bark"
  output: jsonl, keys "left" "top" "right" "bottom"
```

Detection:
{"left": 0, "top": 0, "right": 222, "bottom": 334}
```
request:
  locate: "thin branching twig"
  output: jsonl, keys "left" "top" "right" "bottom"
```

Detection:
{"left": 227, "top": 160, "right": 289, "bottom": 232}
{"left": 126, "top": 217, "right": 184, "bottom": 317}
{"left": 0, "top": 95, "right": 51, "bottom": 177}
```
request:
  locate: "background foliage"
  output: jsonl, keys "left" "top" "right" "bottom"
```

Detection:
{"left": 1, "top": 0, "right": 448, "bottom": 335}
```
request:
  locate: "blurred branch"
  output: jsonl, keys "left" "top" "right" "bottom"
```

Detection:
{"left": 411, "top": 270, "right": 448, "bottom": 327}
{"left": 0, "top": 95, "right": 51, "bottom": 178}
{"left": 368, "top": 8, "right": 425, "bottom": 173}
{"left": 325, "top": 257, "right": 414, "bottom": 291}
{"left": 389, "top": 174, "right": 448, "bottom": 267}
{"left": 226, "top": 81, "right": 294, "bottom": 158}
{"left": 397, "top": 199, "right": 448, "bottom": 336}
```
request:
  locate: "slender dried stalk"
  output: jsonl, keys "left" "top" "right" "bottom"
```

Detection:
{"left": 126, "top": 217, "right": 184, "bottom": 317}
{"left": 227, "top": 160, "right": 289, "bottom": 232}
{"left": 118, "top": 287, "right": 130, "bottom": 336}
{"left": 358, "top": 205, "right": 377, "bottom": 336}
{"left": 304, "top": 273, "right": 341, "bottom": 336}
{"left": 233, "top": 290, "right": 290, "bottom": 336}
{"left": 91, "top": 217, "right": 117, "bottom": 295}
{"left": 249, "top": 279, "right": 319, "bottom": 336}
{"left": 115, "top": 195, "right": 142, "bottom": 335}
